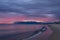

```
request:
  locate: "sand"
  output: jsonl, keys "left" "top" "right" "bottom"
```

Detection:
{"left": 48, "top": 24, "right": 60, "bottom": 40}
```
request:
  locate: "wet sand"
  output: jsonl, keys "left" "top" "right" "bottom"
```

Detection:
{"left": 48, "top": 24, "right": 60, "bottom": 40}
{"left": 0, "top": 24, "right": 52, "bottom": 40}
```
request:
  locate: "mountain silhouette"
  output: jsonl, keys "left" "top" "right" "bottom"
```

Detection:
{"left": 14, "top": 21, "right": 41, "bottom": 24}
{"left": 14, "top": 21, "right": 60, "bottom": 24}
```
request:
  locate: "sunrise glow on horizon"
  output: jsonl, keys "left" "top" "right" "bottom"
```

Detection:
{"left": 0, "top": 16, "right": 57, "bottom": 24}
{"left": 0, "top": 12, "right": 58, "bottom": 24}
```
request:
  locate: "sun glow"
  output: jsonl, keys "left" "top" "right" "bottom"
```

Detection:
{"left": 22, "top": 20, "right": 44, "bottom": 22}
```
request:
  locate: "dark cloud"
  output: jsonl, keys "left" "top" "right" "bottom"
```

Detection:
{"left": 0, "top": 0, "right": 60, "bottom": 20}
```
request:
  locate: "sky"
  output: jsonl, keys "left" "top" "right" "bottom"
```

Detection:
{"left": 0, "top": 0, "right": 60, "bottom": 23}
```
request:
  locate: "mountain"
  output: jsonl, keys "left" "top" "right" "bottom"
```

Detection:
{"left": 14, "top": 21, "right": 60, "bottom": 24}
{"left": 14, "top": 21, "right": 41, "bottom": 24}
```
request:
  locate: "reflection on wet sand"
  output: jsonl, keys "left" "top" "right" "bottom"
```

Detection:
{"left": 0, "top": 24, "right": 52, "bottom": 40}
